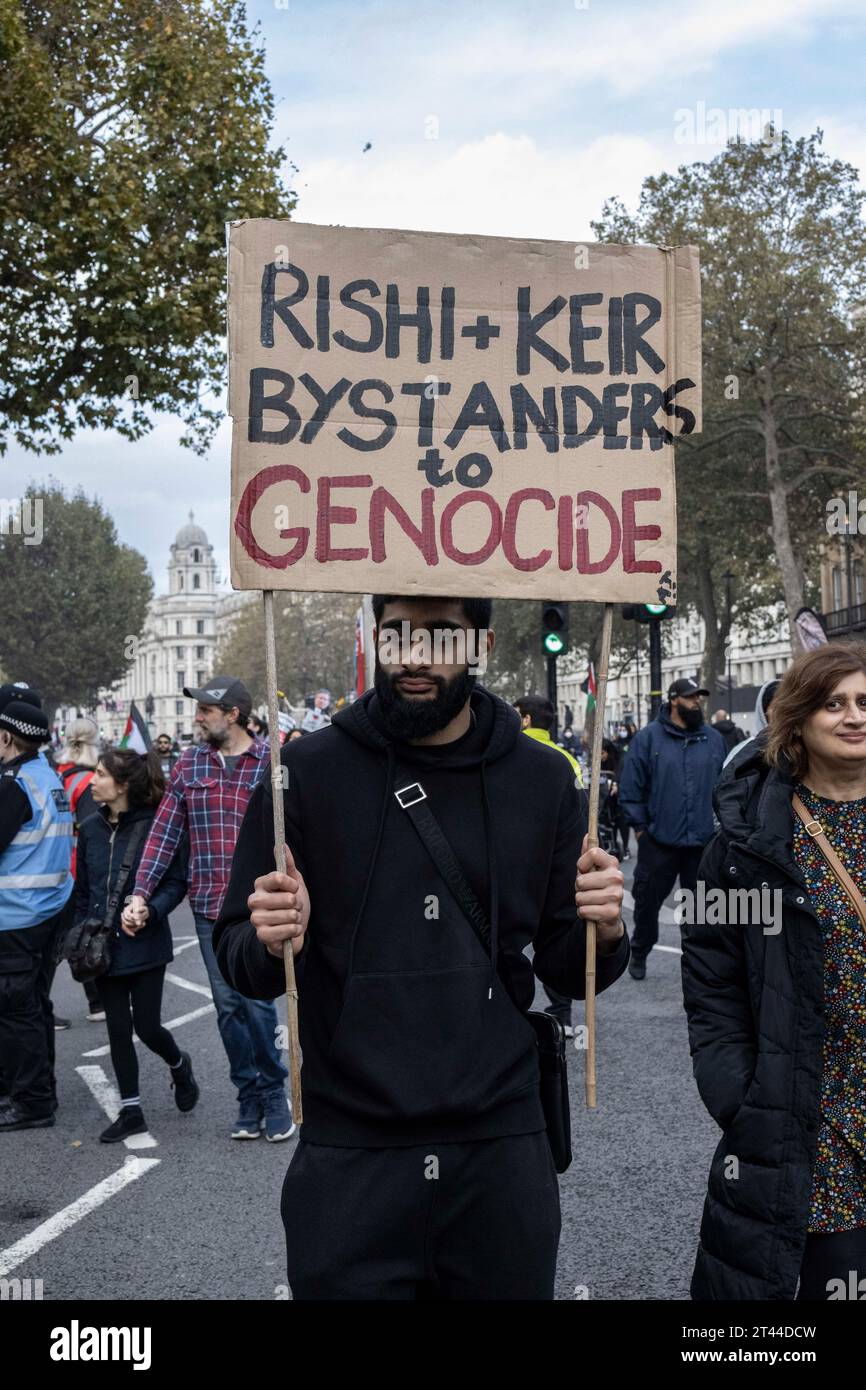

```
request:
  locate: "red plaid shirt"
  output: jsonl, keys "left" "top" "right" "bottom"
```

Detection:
{"left": 134, "top": 738, "right": 268, "bottom": 920}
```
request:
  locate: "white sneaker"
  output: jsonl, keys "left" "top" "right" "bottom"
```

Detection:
{"left": 87, "top": 1010, "right": 106, "bottom": 1022}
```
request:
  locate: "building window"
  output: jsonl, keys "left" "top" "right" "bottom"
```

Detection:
{"left": 176, "top": 621, "right": 182, "bottom": 635}
{"left": 193, "top": 573, "right": 200, "bottom": 589}
{"left": 179, "top": 572, "right": 184, "bottom": 589}
{"left": 175, "top": 645, "right": 184, "bottom": 659}
{"left": 193, "top": 548, "right": 200, "bottom": 563}
{"left": 856, "top": 570, "right": 865, "bottom": 606}
{"left": 832, "top": 566, "right": 842, "bottom": 610}
{"left": 175, "top": 700, "right": 183, "bottom": 715}
{"left": 196, "top": 645, "right": 205, "bottom": 659}
{"left": 196, "top": 620, "right": 205, "bottom": 635}
{"left": 177, "top": 671, "right": 186, "bottom": 691}
{"left": 197, "top": 670, "right": 205, "bottom": 685}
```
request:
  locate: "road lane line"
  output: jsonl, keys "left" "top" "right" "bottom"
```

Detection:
{"left": 80, "top": 1002, "right": 215, "bottom": 1058}
{"left": 172, "top": 939, "right": 200, "bottom": 956}
{"left": 76, "top": 1066, "right": 158, "bottom": 1149}
{"left": 164, "top": 971, "right": 212, "bottom": 999}
{"left": 0, "top": 1156, "right": 160, "bottom": 1279}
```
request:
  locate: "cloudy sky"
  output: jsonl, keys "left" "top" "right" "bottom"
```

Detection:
{"left": 6, "top": 0, "right": 866, "bottom": 593}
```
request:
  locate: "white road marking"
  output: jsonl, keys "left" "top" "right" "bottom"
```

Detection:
{"left": 621, "top": 885, "right": 682, "bottom": 953}
{"left": 172, "top": 938, "right": 200, "bottom": 956}
{"left": 76, "top": 1065, "right": 158, "bottom": 1149}
{"left": 80, "top": 1002, "right": 216, "bottom": 1058}
{"left": 0, "top": 1156, "right": 160, "bottom": 1279}
{"left": 164, "top": 971, "right": 212, "bottom": 999}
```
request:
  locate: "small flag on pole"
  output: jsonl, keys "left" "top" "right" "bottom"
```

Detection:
{"left": 580, "top": 664, "right": 597, "bottom": 715}
{"left": 119, "top": 701, "right": 152, "bottom": 754}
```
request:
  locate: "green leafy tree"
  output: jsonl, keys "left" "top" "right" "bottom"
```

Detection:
{"left": 217, "top": 592, "right": 363, "bottom": 708}
{"left": 0, "top": 0, "right": 295, "bottom": 455}
{"left": 0, "top": 480, "right": 152, "bottom": 714}
{"left": 593, "top": 129, "right": 866, "bottom": 671}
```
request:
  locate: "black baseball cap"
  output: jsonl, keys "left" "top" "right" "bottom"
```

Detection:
{"left": 183, "top": 676, "right": 252, "bottom": 716}
{"left": 668, "top": 677, "right": 710, "bottom": 699}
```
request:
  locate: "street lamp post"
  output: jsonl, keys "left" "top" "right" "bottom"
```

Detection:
{"left": 723, "top": 570, "right": 734, "bottom": 716}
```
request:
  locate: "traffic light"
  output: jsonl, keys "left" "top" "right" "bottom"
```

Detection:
{"left": 622, "top": 602, "right": 675, "bottom": 623}
{"left": 541, "top": 602, "right": 569, "bottom": 656}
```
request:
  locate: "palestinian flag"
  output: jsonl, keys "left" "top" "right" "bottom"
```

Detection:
{"left": 580, "top": 664, "right": 597, "bottom": 714}
{"left": 119, "top": 700, "right": 152, "bottom": 754}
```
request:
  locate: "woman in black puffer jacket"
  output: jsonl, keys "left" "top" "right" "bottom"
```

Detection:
{"left": 682, "top": 642, "right": 866, "bottom": 1300}
{"left": 75, "top": 748, "right": 198, "bottom": 1143}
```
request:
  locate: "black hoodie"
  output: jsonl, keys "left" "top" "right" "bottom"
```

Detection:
{"left": 215, "top": 685, "right": 629, "bottom": 1146}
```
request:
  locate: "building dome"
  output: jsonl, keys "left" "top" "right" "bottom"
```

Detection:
{"left": 174, "top": 510, "right": 209, "bottom": 549}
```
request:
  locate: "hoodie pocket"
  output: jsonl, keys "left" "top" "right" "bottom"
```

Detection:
{"left": 326, "top": 964, "right": 540, "bottom": 1122}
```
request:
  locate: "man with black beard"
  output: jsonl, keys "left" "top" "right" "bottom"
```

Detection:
{"left": 215, "top": 596, "right": 629, "bottom": 1300}
{"left": 618, "top": 677, "right": 727, "bottom": 980}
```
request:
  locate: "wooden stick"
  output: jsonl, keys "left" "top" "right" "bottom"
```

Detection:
{"left": 584, "top": 602, "right": 614, "bottom": 1110}
{"left": 263, "top": 590, "right": 303, "bottom": 1124}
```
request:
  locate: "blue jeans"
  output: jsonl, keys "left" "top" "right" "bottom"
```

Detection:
{"left": 194, "top": 914, "right": 287, "bottom": 1107}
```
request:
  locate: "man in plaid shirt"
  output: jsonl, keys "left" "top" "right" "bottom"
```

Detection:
{"left": 129, "top": 676, "right": 293, "bottom": 1143}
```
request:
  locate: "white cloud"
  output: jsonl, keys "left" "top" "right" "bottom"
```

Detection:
{"left": 294, "top": 129, "right": 663, "bottom": 241}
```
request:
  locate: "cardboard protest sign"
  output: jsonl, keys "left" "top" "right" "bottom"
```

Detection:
{"left": 228, "top": 221, "right": 701, "bottom": 602}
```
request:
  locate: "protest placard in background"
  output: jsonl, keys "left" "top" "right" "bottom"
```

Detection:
{"left": 228, "top": 221, "right": 701, "bottom": 602}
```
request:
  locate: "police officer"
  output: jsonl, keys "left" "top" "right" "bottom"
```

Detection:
{"left": 0, "top": 697, "right": 74, "bottom": 1131}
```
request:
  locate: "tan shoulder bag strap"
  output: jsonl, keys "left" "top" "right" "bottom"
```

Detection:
{"left": 792, "top": 793, "right": 866, "bottom": 931}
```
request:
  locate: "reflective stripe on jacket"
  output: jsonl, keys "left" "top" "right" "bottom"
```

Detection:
{"left": 0, "top": 753, "right": 73, "bottom": 929}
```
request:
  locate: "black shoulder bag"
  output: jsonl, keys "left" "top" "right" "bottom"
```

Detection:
{"left": 393, "top": 776, "right": 572, "bottom": 1173}
{"left": 59, "top": 820, "right": 149, "bottom": 982}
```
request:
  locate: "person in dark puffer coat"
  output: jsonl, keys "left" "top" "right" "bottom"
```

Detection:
{"left": 75, "top": 748, "right": 198, "bottom": 1143}
{"left": 682, "top": 642, "right": 866, "bottom": 1300}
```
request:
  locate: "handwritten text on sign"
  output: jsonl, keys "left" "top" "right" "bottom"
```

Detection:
{"left": 228, "top": 223, "right": 701, "bottom": 600}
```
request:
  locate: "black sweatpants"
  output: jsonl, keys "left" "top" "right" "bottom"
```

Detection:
{"left": 96, "top": 966, "right": 181, "bottom": 1101}
{"left": 0, "top": 901, "right": 70, "bottom": 1117}
{"left": 797, "top": 1228, "right": 866, "bottom": 1300}
{"left": 281, "top": 1131, "right": 561, "bottom": 1300}
{"left": 630, "top": 831, "right": 704, "bottom": 963}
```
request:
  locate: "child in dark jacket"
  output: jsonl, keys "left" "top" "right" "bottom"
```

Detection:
{"left": 75, "top": 748, "right": 198, "bottom": 1142}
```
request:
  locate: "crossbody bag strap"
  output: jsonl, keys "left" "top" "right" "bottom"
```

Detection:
{"left": 792, "top": 793, "right": 866, "bottom": 932}
{"left": 393, "top": 774, "right": 493, "bottom": 960}
{"left": 104, "top": 819, "right": 149, "bottom": 927}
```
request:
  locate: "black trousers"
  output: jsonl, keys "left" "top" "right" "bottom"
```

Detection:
{"left": 0, "top": 900, "right": 70, "bottom": 1117}
{"left": 96, "top": 967, "right": 181, "bottom": 1101}
{"left": 797, "top": 1228, "right": 866, "bottom": 1300}
{"left": 630, "top": 832, "right": 704, "bottom": 962}
{"left": 543, "top": 986, "right": 572, "bottom": 1025}
{"left": 282, "top": 1131, "right": 561, "bottom": 1300}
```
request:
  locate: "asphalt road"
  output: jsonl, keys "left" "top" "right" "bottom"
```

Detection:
{"left": 0, "top": 860, "right": 719, "bottom": 1301}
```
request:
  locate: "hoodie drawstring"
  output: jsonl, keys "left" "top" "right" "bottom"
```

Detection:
{"left": 480, "top": 761, "right": 499, "bottom": 1000}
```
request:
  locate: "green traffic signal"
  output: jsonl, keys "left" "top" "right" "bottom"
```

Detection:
{"left": 541, "top": 602, "right": 569, "bottom": 657}
{"left": 644, "top": 603, "right": 669, "bottom": 616}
